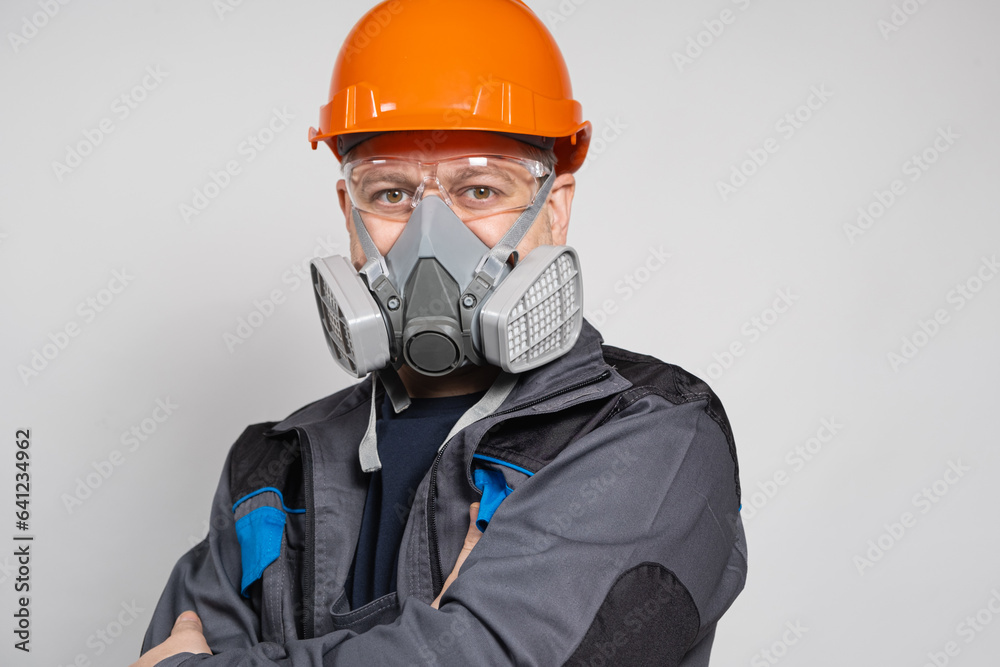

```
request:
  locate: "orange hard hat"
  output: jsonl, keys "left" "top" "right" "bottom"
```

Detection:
{"left": 309, "top": 0, "right": 591, "bottom": 174}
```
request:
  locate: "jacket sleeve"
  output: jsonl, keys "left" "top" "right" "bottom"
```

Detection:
{"left": 144, "top": 393, "right": 747, "bottom": 666}
{"left": 141, "top": 447, "right": 264, "bottom": 655}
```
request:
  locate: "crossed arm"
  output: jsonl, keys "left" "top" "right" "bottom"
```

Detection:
{"left": 132, "top": 505, "right": 483, "bottom": 667}
{"left": 133, "top": 398, "right": 744, "bottom": 666}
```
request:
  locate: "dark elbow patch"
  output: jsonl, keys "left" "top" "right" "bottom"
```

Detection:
{"left": 565, "top": 563, "right": 700, "bottom": 667}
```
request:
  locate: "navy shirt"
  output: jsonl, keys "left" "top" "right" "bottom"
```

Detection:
{"left": 348, "top": 390, "right": 483, "bottom": 608}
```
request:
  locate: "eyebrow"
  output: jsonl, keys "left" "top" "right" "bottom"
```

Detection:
{"left": 355, "top": 169, "right": 414, "bottom": 189}
{"left": 449, "top": 166, "right": 516, "bottom": 186}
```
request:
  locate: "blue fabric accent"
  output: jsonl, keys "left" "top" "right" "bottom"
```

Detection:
{"left": 234, "top": 506, "right": 286, "bottom": 596}
{"left": 472, "top": 454, "right": 535, "bottom": 477}
{"left": 473, "top": 467, "right": 513, "bottom": 532}
{"left": 231, "top": 487, "right": 306, "bottom": 514}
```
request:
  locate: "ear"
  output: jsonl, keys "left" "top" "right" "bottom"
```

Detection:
{"left": 544, "top": 173, "right": 575, "bottom": 245}
{"left": 336, "top": 179, "right": 352, "bottom": 233}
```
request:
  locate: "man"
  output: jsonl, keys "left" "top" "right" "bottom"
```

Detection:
{"left": 137, "top": 1, "right": 747, "bottom": 665}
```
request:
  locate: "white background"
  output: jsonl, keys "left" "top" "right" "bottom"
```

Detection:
{"left": 2, "top": 0, "right": 999, "bottom": 665}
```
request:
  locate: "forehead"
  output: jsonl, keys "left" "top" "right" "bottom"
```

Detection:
{"left": 350, "top": 130, "right": 534, "bottom": 162}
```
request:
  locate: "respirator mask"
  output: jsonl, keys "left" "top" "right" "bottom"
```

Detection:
{"left": 310, "top": 153, "right": 584, "bottom": 402}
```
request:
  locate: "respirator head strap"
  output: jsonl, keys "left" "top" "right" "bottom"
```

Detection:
{"left": 351, "top": 207, "right": 404, "bottom": 360}
{"left": 473, "top": 171, "right": 557, "bottom": 287}
{"left": 351, "top": 207, "right": 388, "bottom": 283}
{"left": 376, "top": 365, "right": 411, "bottom": 413}
{"left": 457, "top": 171, "right": 557, "bottom": 363}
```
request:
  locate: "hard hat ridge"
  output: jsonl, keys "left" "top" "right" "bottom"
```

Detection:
{"left": 310, "top": 0, "right": 591, "bottom": 174}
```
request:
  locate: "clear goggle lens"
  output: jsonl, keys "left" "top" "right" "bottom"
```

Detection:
{"left": 344, "top": 155, "right": 549, "bottom": 222}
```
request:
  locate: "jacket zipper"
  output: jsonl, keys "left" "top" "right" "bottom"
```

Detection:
{"left": 427, "top": 369, "right": 612, "bottom": 594}
{"left": 297, "top": 426, "right": 316, "bottom": 639}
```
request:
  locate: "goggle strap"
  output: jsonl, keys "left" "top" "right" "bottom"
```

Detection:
{"left": 481, "top": 170, "right": 557, "bottom": 283}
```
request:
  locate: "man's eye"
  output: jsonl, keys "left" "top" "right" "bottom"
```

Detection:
{"left": 377, "top": 189, "right": 408, "bottom": 204}
{"left": 467, "top": 186, "right": 493, "bottom": 200}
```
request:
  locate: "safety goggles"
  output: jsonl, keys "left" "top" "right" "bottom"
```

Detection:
{"left": 343, "top": 155, "right": 550, "bottom": 223}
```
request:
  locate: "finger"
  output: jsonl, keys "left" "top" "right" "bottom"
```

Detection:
{"left": 430, "top": 503, "right": 484, "bottom": 610}
{"left": 172, "top": 610, "right": 203, "bottom": 635}
{"left": 171, "top": 610, "right": 213, "bottom": 655}
{"left": 131, "top": 611, "right": 212, "bottom": 666}
{"left": 463, "top": 503, "right": 483, "bottom": 549}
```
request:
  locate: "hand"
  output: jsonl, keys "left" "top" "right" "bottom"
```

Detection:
{"left": 431, "top": 502, "right": 481, "bottom": 609}
{"left": 131, "top": 611, "right": 212, "bottom": 666}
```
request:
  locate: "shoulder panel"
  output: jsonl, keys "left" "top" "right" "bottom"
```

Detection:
{"left": 228, "top": 422, "right": 304, "bottom": 510}
{"left": 601, "top": 345, "right": 741, "bottom": 504}
{"left": 474, "top": 394, "right": 619, "bottom": 475}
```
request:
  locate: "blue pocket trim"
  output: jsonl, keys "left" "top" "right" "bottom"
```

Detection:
{"left": 473, "top": 467, "right": 513, "bottom": 533}
{"left": 232, "top": 487, "right": 306, "bottom": 514}
{"left": 472, "top": 454, "right": 535, "bottom": 477}
{"left": 234, "top": 506, "right": 286, "bottom": 595}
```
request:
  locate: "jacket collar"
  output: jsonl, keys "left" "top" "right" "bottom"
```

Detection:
{"left": 500, "top": 317, "right": 616, "bottom": 410}
{"left": 270, "top": 318, "right": 621, "bottom": 434}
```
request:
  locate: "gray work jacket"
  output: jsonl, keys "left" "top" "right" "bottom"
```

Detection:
{"left": 142, "top": 320, "right": 747, "bottom": 666}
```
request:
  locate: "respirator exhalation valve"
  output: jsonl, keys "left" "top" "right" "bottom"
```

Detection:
{"left": 310, "top": 245, "right": 584, "bottom": 378}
